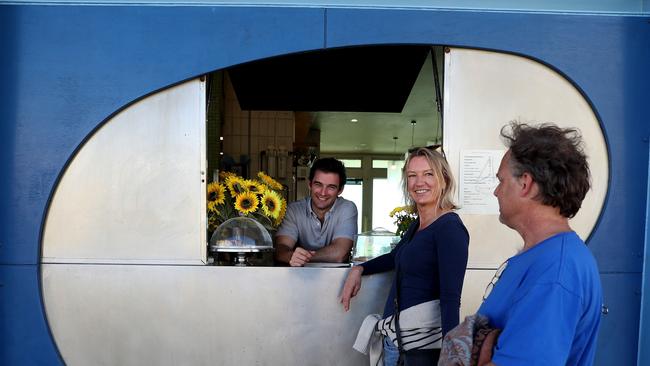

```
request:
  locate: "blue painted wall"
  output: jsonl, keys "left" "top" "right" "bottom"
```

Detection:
{"left": 0, "top": 4, "right": 648, "bottom": 365}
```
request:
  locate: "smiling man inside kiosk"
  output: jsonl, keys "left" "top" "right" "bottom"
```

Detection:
{"left": 275, "top": 157, "right": 358, "bottom": 266}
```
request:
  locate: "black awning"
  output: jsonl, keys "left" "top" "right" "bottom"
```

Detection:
{"left": 227, "top": 45, "right": 430, "bottom": 113}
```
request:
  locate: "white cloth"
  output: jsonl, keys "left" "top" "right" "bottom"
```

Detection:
{"left": 353, "top": 314, "right": 383, "bottom": 366}
{"left": 378, "top": 300, "right": 443, "bottom": 350}
{"left": 353, "top": 300, "right": 442, "bottom": 365}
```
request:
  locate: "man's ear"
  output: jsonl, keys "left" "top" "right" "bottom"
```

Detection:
{"left": 337, "top": 186, "right": 345, "bottom": 196}
{"left": 518, "top": 173, "right": 535, "bottom": 197}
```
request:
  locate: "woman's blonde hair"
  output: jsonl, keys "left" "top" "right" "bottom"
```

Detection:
{"left": 401, "top": 147, "right": 458, "bottom": 212}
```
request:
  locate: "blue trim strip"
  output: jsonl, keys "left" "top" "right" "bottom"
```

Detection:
{"left": 638, "top": 139, "right": 650, "bottom": 366}
{"left": 2, "top": 0, "right": 649, "bottom": 15}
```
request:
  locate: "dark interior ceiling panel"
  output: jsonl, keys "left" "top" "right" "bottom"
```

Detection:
{"left": 228, "top": 45, "right": 430, "bottom": 113}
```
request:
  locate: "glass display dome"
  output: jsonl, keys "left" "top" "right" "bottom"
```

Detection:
{"left": 209, "top": 217, "right": 274, "bottom": 266}
{"left": 209, "top": 217, "right": 273, "bottom": 250}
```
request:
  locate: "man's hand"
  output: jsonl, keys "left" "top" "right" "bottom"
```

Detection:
{"left": 289, "top": 247, "right": 315, "bottom": 267}
{"left": 477, "top": 329, "right": 501, "bottom": 366}
{"left": 340, "top": 266, "right": 363, "bottom": 311}
{"left": 309, "top": 237, "right": 354, "bottom": 263}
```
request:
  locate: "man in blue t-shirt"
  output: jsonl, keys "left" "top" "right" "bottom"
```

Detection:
{"left": 477, "top": 122, "right": 602, "bottom": 366}
{"left": 275, "top": 157, "right": 358, "bottom": 266}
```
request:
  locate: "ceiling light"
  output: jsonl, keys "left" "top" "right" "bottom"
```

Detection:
{"left": 410, "top": 120, "right": 416, "bottom": 146}
{"left": 391, "top": 137, "right": 398, "bottom": 170}
{"left": 350, "top": 118, "right": 358, "bottom": 123}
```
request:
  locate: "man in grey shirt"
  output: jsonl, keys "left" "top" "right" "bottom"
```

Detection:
{"left": 275, "top": 157, "right": 358, "bottom": 266}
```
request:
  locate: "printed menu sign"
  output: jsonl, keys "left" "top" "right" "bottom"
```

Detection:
{"left": 459, "top": 149, "right": 505, "bottom": 214}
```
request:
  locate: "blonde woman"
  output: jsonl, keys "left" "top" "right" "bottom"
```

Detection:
{"left": 342, "top": 147, "right": 469, "bottom": 365}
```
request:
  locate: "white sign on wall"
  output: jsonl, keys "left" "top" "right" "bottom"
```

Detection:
{"left": 458, "top": 149, "right": 505, "bottom": 215}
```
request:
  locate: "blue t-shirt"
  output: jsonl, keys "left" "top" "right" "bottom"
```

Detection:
{"left": 478, "top": 231, "right": 602, "bottom": 366}
{"left": 361, "top": 212, "right": 469, "bottom": 335}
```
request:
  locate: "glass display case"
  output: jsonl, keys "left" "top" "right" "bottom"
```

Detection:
{"left": 352, "top": 228, "right": 400, "bottom": 263}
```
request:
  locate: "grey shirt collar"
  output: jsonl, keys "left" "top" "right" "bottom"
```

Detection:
{"left": 305, "top": 196, "right": 341, "bottom": 219}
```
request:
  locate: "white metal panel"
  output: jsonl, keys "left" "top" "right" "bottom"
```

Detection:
{"left": 443, "top": 48, "right": 608, "bottom": 269}
{"left": 42, "top": 79, "right": 207, "bottom": 264}
{"left": 460, "top": 269, "right": 498, "bottom": 319}
{"left": 42, "top": 264, "right": 391, "bottom": 366}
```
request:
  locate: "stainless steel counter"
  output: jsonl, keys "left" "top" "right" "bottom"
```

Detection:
{"left": 42, "top": 264, "right": 392, "bottom": 365}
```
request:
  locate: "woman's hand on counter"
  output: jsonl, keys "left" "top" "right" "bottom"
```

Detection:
{"left": 340, "top": 265, "right": 364, "bottom": 312}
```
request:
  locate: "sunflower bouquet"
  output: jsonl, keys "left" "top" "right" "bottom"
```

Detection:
{"left": 389, "top": 205, "right": 418, "bottom": 238}
{"left": 206, "top": 171, "right": 287, "bottom": 239}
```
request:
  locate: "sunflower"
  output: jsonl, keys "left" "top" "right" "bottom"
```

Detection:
{"left": 257, "top": 171, "right": 283, "bottom": 191}
{"left": 225, "top": 176, "right": 246, "bottom": 196}
{"left": 261, "top": 190, "right": 283, "bottom": 219}
{"left": 206, "top": 171, "right": 288, "bottom": 239}
{"left": 207, "top": 201, "right": 218, "bottom": 212}
{"left": 234, "top": 191, "right": 259, "bottom": 214}
{"left": 244, "top": 179, "right": 265, "bottom": 194}
{"left": 275, "top": 198, "right": 287, "bottom": 226}
{"left": 207, "top": 213, "right": 219, "bottom": 233}
{"left": 207, "top": 182, "right": 226, "bottom": 205}
{"left": 219, "top": 171, "right": 236, "bottom": 180}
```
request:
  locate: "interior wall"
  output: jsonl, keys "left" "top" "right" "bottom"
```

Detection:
{"left": 222, "top": 72, "right": 294, "bottom": 188}
{"left": 206, "top": 72, "right": 224, "bottom": 182}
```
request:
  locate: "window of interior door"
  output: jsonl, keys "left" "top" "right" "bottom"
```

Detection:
{"left": 372, "top": 159, "right": 406, "bottom": 233}
{"left": 338, "top": 157, "right": 404, "bottom": 233}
